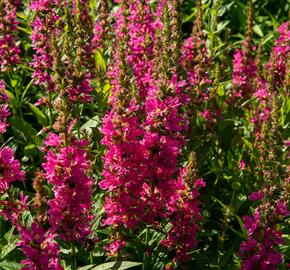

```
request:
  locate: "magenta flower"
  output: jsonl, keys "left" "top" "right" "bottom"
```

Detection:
{"left": 231, "top": 44, "right": 257, "bottom": 99}
{"left": 30, "top": 0, "right": 95, "bottom": 99}
{"left": 0, "top": 80, "right": 10, "bottom": 134}
{"left": 0, "top": 81, "right": 24, "bottom": 193}
{"left": 248, "top": 191, "right": 264, "bottom": 201}
{"left": 100, "top": 1, "right": 205, "bottom": 262}
{"left": 240, "top": 196, "right": 289, "bottom": 269}
{"left": 0, "top": 0, "right": 21, "bottom": 71}
{"left": 161, "top": 169, "right": 205, "bottom": 261}
{"left": 0, "top": 192, "right": 28, "bottom": 225}
{"left": 0, "top": 147, "right": 25, "bottom": 193}
{"left": 18, "top": 221, "right": 63, "bottom": 270}
{"left": 43, "top": 134, "right": 93, "bottom": 241}
{"left": 267, "top": 22, "right": 289, "bottom": 86}
{"left": 30, "top": 2, "right": 59, "bottom": 92}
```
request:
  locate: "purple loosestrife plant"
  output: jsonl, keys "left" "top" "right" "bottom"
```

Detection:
{"left": 30, "top": 0, "right": 60, "bottom": 91}
{"left": 0, "top": 81, "right": 24, "bottom": 194}
{"left": 267, "top": 22, "right": 289, "bottom": 88}
{"left": 239, "top": 95, "right": 289, "bottom": 269}
{"left": 0, "top": 0, "right": 21, "bottom": 71}
{"left": 100, "top": 0, "right": 205, "bottom": 264}
{"left": 251, "top": 23, "right": 289, "bottom": 131}
{"left": 99, "top": 0, "right": 149, "bottom": 240}
{"left": 0, "top": 81, "right": 27, "bottom": 227}
{"left": 31, "top": 0, "right": 95, "bottom": 101}
{"left": 18, "top": 221, "right": 64, "bottom": 270}
{"left": 42, "top": 133, "right": 94, "bottom": 241}
{"left": 17, "top": 170, "right": 64, "bottom": 269}
{"left": 230, "top": 3, "right": 257, "bottom": 102}
{"left": 30, "top": 0, "right": 95, "bottom": 246}
{"left": 161, "top": 153, "right": 206, "bottom": 262}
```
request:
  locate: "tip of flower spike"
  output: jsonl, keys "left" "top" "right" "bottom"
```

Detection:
{"left": 248, "top": 191, "right": 264, "bottom": 201}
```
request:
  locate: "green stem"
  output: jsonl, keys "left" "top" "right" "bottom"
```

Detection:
{"left": 71, "top": 243, "right": 77, "bottom": 270}
{"left": 210, "top": 0, "right": 219, "bottom": 57}
{"left": 48, "top": 91, "right": 53, "bottom": 129}
{"left": 90, "top": 251, "right": 94, "bottom": 265}
{"left": 142, "top": 227, "right": 149, "bottom": 270}
{"left": 76, "top": 97, "right": 81, "bottom": 139}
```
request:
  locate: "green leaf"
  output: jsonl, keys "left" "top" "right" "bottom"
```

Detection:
{"left": 3, "top": 227, "right": 15, "bottom": 242}
{"left": 4, "top": 90, "right": 17, "bottom": 109}
{"left": 0, "top": 238, "right": 18, "bottom": 260}
{"left": 97, "top": 83, "right": 111, "bottom": 98}
{"left": 90, "top": 0, "right": 96, "bottom": 9}
{"left": 212, "top": 196, "right": 227, "bottom": 210}
{"left": 91, "top": 261, "right": 142, "bottom": 270}
{"left": 216, "top": 20, "right": 230, "bottom": 33}
{"left": 10, "top": 116, "right": 40, "bottom": 145}
{"left": 10, "top": 79, "right": 18, "bottom": 88}
{"left": 0, "top": 228, "right": 18, "bottom": 260}
{"left": 17, "top": 26, "right": 32, "bottom": 35}
{"left": 235, "top": 215, "right": 248, "bottom": 237}
{"left": 253, "top": 25, "right": 264, "bottom": 37}
{"left": 0, "top": 262, "right": 22, "bottom": 270}
{"left": 28, "top": 103, "right": 48, "bottom": 126}
{"left": 242, "top": 138, "right": 253, "bottom": 151}
{"left": 23, "top": 144, "right": 39, "bottom": 156}
{"left": 78, "top": 265, "right": 95, "bottom": 270}
{"left": 81, "top": 115, "right": 101, "bottom": 136}
{"left": 95, "top": 50, "right": 106, "bottom": 71}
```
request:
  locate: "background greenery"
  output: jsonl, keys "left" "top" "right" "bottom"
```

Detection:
{"left": 0, "top": 0, "right": 289, "bottom": 269}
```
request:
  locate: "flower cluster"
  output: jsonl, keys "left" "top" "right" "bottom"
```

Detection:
{"left": 0, "top": 0, "right": 21, "bottom": 71}
{"left": 42, "top": 133, "right": 93, "bottom": 241}
{"left": 31, "top": 0, "right": 95, "bottom": 102}
{"left": 231, "top": 47, "right": 257, "bottom": 98}
{"left": 0, "top": 192, "right": 28, "bottom": 225}
{"left": 30, "top": 0, "right": 60, "bottom": 91}
{"left": 18, "top": 221, "right": 63, "bottom": 270}
{"left": 251, "top": 23, "right": 289, "bottom": 130}
{"left": 0, "top": 81, "right": 24, "bottom": 193}
{"left": 180, "top": 0, "right": 215, "bottom": 126}
{"left": 100, "top": 0, "right": 205, "bottom": 262}
{"left": 162, "top": 155, "right": 206, "bottom": 262}
{"left": 0, "top": 146, "right": 25, "bottom": 193}
{"left": 240, "top": 82, "right": 289, "bottom": 268}
{"left": 267, "top": 22, "right": 289, "bottom": 87}
{"left": 92, "top": 0, "right": 110, "bottom": 52}
{"left": 239, "top": 199, "right": 289, "bottom": 270}
{"left": 231, "top": 4, "right": 257, "bottom": 101}
{"left": 0, "top": 80, "right": 10, "bottom": 134}
{"left": 30, "top": 0, "right": 95, "bottom": 246}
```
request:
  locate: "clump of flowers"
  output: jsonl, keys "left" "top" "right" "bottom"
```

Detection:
{"left": 100, "top": 0, "right": 205, "bottom": 263}
{"left": 31, "top": 0, "right": 95, "bottom": 101}
{"left": 92, "top": 0, "right": 110, "bottom": 52}
{"left": 18, "top": 221, "right": 64, "bottom": 270}
{"left": 251, "top": 22, "right": 289, "bottom": 130}
{"left": 0, "top": 81, "right": 11, "bottom": 135}
{"left": 0, "top": 81, "right": 24, "bottom": 193}
{"left": 239, "top": 95, "right": 289, "bottom": 269}
{"left": 30, "top": 0, "right": 60, "bottom": 91}
{"left": 162, "top": 152, "right": 206, "bottom": 262}
{"left": 0, "top": 0, "right": 21, "bottom": 71}
{"left": 239, "top": 207, "right": 285, "bottom": 270}
{"left": 30, "top": 0, "right": 96, "bottom": 245}
{"left": 180, "top": 0, "right": 211, "bottom": 107}
{"left": 231, "top": 3, "right": 257, "bottom": 102}
{"left": 42, "top": 133, "right": 94, "bottom": 241}
{"left": 267, "top": 22, "right": 289, "bottom": 87}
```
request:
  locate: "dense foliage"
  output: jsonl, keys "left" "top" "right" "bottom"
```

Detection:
{"left": 0, "top": 0, "right": 289, "bottom": 269}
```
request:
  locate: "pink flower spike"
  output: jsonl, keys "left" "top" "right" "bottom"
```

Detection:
{"left": 249, "top": 191, "right": 264, "bottom": 201}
